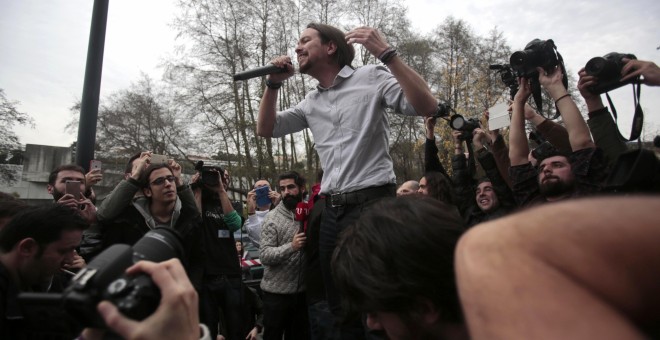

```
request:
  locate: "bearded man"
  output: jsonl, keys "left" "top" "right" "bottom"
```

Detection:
{"left": 259, "top": 171, "right": 310, "bottom": 340}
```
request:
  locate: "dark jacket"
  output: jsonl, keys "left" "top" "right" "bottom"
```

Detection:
{"left": 424, "top": 137, "right": 450, "bottom": 178}
{"left": 0, "top": 263, "right": 82, "bottom": 340}
{"left": 453, "top": 147, "right": 516, "bottom": 227}
{"left": 587, "top": 107, "right": 629, "bottom": 169}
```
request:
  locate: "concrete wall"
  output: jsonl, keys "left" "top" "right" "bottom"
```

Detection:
{"left": 1, "top": 144, "right": 250, "bottom": 205}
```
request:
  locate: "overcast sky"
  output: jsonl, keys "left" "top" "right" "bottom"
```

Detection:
{"left": 1, "top": 0, "right": 659, "bottom": 148}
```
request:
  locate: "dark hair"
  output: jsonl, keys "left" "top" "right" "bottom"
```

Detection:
{"left": 534, "top": 149, "right": 570, "bottom": 166}
{"left": 125, "top": 152, "right": 143, "bottom": 174}
{"left": 0, "top": 204, "right": 88, "bottom": 253}
{"left": 306, "top": 23, "right": 355, "bottom": 69}
{"left": 48, "top": 164, "right": 86, "bottom": 186}
{"left": 476, "top": 177, "right": 491, "bottom": 185}
{"left": 423, "top": 171, "right": 456, "bottom": 205}
{"left": 0, "top": 198, "right": 28, "bottom": 224}
{"left": 278, "top": 171, "right": 306, "bottom": 190}
{"left": 139, "top": 163, "right": 174, "bottom": 188}
{"left": 332, "top": 196, "right": 465, "bottom": 323}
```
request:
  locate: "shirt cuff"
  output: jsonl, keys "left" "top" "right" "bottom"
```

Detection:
{"left": 199, "top": 323, "right": 211, "bottom": 340}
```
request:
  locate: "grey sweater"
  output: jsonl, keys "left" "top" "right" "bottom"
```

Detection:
{"left": 259, "top": 202, "right": 305, "bottom": 294}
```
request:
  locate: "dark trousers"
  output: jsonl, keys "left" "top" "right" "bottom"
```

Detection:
{"left": 319, "top": 197, "right": 389, "bottom": 340}
{"left": 199, "top": 275, "right": 244, "bottom": 340}
{"left": 262, "top": 291, "right": 310, "bottom": 340}
{"left": 308, "top": 300, "right": 340, "bottom": 340}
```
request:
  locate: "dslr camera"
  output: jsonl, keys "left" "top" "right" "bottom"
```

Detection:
{"left": 195, "top": 160, "right": 224, "bottom": 187}
{"left": 510, "top": 39, "right": 560, "bottom": 78}
{"left": 585, "top": 52, "right": 638, "bottom": 94}
{"left": 19, "top": 227, "right": 185, "bottom": 329}
{"left": 529, "top": 131, "right": 560, "bottom": 161}
{"left": 434, "top": 101, "right": 453, "bottom": 118}
{"left": 450, "top": 114, "right": 480, "bottom": 141}
{"left": 489, "top": 64, "right": 519, "bottom": 98}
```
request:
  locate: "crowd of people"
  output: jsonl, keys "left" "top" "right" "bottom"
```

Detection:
{"left": 1, "top": 22, "right": 659, "bottom": 340}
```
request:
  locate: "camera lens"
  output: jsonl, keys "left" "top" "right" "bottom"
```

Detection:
{"left": 585, "top": 56, "right": 613, "bottom": 77}
{"left": 510, "top": 51, "right": 527, "bottom": 68}
{"left": 132, "top": 228, "right": 185, "bottom": 264}
{"left": 450, "top": 115, "right": 466, "bottom": 130}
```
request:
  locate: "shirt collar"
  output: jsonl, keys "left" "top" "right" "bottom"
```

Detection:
{"left": 316, "top": 65, "right": 356, "bottom": 91}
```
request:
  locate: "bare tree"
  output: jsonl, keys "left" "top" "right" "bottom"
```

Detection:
{"left": 67, "top": 74, "right": 194, "bottom": 161}
{"left": 0, "top": 89, "right": 33, "bottom": 184}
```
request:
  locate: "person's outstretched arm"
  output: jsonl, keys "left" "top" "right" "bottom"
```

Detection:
{"left": 456, "top": 196, "right": 660, "bottom": 339}
{"left": 621, "top": 58, "right": 660, "bottom": 86}
{"left": 538, "top": 66, "right": 594, "bottom": 151}
{"left": 345, "top": 27, "right": 438, "bottom": 116}
{"left": 508, "top": 78, "right": 532, "bottom": 166}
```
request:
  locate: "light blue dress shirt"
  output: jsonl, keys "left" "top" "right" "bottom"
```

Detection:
{"left": 272, "top": 65, "right": 421, "bottom": 193}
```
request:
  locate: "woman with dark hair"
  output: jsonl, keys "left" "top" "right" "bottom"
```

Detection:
{"left": 418, "top": 171, "right": 456, "bottom": 206}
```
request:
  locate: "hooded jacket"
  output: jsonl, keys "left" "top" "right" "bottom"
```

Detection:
{"left": 98, "top": 179, "right": 204, "bottom": 287}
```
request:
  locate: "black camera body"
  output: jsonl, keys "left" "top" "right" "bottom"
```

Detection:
{"left": 195, "top": 160, "right": 224, "bottom": 187}
{"left": 585, "top": 52, "right": 638, "bottom": 94}
{"left": 103, "top": 273, "right": 162, "bottom": 321}
{"left": 450, "top": 114, "right": 480, "bottom": 140}
{"left": 490, "top": 64, "right": 519, "bottom": 98}
{"left": 531, "top": 141, "right": 559, "bottom": 162}
{"left": 510, "top": 39, "right": 560, "bottom": 78}
{"left": 434, "top": 102, "right": 452, "bottom": 118}
{"left": 529, "top": 131, "right": 559, "bottom": 161}
{"left": 19, "top": 228, "right": 185, "bottom": 329}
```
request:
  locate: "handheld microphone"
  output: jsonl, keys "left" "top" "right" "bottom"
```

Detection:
{"left": 294, "top": 201, "right": 309, "bottom": 233}
{"left": 232, "top": 64, "right": 288, "bottom": 81}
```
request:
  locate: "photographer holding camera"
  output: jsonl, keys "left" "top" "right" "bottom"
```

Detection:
{"left": 509, "top": 66, "right": 608, "bottom": 207}
{"left": 190, "top": 165, "right": 247, "bottom": 340}
{"left": 578, "top": 66, "right": 630, "bottom": 169}
{"left": 97, "top": 159, "right": 204, "bottom": 288}
{"left": 81, "top": 259, "right": 212, "bottom": 340}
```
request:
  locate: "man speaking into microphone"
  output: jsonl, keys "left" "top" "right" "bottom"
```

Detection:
{"left": 256, "top": 22, "right": 438, "bottom": 338}
{"left": 259, "top": 170, "right": 309, "bottom": 340}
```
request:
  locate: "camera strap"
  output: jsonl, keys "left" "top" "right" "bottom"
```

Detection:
{"left": 541, "top": 43, "right": 567, "bottom": 120}
{"left": 606, "top": 82, "right": 643, "bottom": 141}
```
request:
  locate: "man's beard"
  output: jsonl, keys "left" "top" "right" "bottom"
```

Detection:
{"left": 299, "top": 62, "right": 310, "bottom": 74}
{"left": 540, "top": 177, "right": 575, "bottom": 198}
{"left": 52, "top": 188, "right": 66, "bottom": 202}
{"left": 283, "top": 192, "right": 303, "bottom": 210}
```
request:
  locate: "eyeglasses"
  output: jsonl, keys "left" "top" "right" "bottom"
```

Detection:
{"left": 150, "top": 175, "right": 176, "bottom": 186}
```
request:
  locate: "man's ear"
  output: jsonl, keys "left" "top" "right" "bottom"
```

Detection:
{"left": 416, "top": 298, "right": 440, "bottom": 326}
{"left": 326, "top": 41, "right": 337, "bottom": 57}
{"left": 18, "top": 238, "right": 38, "bottom": 257}
{"left": 143, "top": 187, "right": 152, "bottom": 198}
{"left": 47, "top": 184, "right": 54, "bottom": 195}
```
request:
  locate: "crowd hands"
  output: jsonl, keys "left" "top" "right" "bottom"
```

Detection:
{"left": 406, "top": 56, "right": 659, "bottom": 219}
{"left": 1, "top": 23, "right": 659, "bottom": 340}
{"left": 390, "top": 56, "right": 659, "bottom": 339}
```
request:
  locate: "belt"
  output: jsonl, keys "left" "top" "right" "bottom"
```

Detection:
{"left": 326, "top": 184, "right": 396, "bottom": 208}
